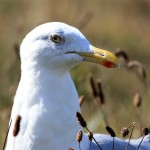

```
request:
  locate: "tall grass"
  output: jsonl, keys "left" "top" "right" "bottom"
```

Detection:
{"left": 0, "top": 0, "right": 150, "bottom": 146}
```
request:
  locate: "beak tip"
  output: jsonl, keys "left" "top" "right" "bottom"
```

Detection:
{"left": 103, "top": 60, "right": 120, "bottom": 68}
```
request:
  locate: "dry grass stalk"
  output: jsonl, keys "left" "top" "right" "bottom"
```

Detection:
{"left": 76, "top": 130, "right": 83, "bottom": 150}
{"left": 125, "top": 122, "right": 136, "bottom": 150}
{"left": 133, "top": 92, "right": 143, "bottom": 133}
{"left": 79, "top": 95, "right": 85, "bottom": 107}
{"left": 115, "top": 49, "right": 150, "bottom": 91}
{"left": 85, "top": 127, "right": 102, "bottom": 150}
{"left": 89, "top": 75, "right": 98, "bottom": 98}
{"left": 97, "top": 81, "right": 105, "bottom": 105}
{"left": 148, "top": 128, "right": 150, "bottom": 143}
{"left": 97, "top": 102, "right": 109, "bottom": 127}
{"left": 105, "top": 126, "right": 116, "bottom": 150}
{"left": 136, "top": 128, "right": 149, "bottom": 150}
{"left": 89, "top": 76, "right": 109, "bottom": 126}
{"left": 115, "top": 48, "right": 150, "bottom": 92}
{"left": 114, "top": 49, "right": 129, "bottom": 64}
{"left": 75, "top": 11, "right": 93, "bottom": 30}
{"left": 133, "top": 92, "right": 142, "bottom": 108}
{"left": 97, "top": 81, "right": 109, "bottom": 126}
{"left": 75, "top": 112, "right": 103, "bottom": 150}
{"left": 2, "top": 119, "right": 12, "bottom": 150}
{"left": 127, "top": 60, "right": 150, "bottom": 91}
{"left": 13, "top": 42, "right": 20, "bottom": 60}
{"left": 127, "top": 61, "right": 146, "bottom": 80}
{"left": 13, "top": 115, "right": 22, "bottom": 137}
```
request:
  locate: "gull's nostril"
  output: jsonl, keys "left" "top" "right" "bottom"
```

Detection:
{"left": 94, "top": 51, "right": 105, "bottom": 57}
{"left": 98, "top": 53, "right": 105, "bottom": 57}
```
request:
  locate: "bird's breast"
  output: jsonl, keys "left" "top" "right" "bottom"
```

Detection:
{"left": 8, "top": 71, "right": 81, "bottom": 149}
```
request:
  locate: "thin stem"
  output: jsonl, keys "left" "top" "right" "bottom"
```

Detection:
{"left": 2, "top": 119, "right": 12, "bottom": 150}
{"left": 126, "top": 122, "right": 135, "bottom": 129}
{"left": 95, "top": 97, "right": 109, "bottom": 126}
{"left": 100, "top": 104, "right": 109, "bottom": 126}
{"left": 126, "top": 122, "right": 135, "bottom": 150}
{"left": 136, "top": 108, "right": 143, "bottom": 135}
{"left": 89, "top": 141, "right": 91, "bottom": 150}
{"left": 112, "top": 137, "right": 115, "bottom": 150}
{"left": 136, "top": 136, "right": 145, "bottom": 150}
{"left": 85, "top": 127, "right": 103, "bottom": 150}
{"left": 79, "top": 142, "right": 81, "bottom": 150}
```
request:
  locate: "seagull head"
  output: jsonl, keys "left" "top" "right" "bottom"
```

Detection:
{"left": 20, "top": 22, "right": 119, "bottom": 70}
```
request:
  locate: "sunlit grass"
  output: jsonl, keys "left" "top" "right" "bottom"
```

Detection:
{"left": 0, "top": 0, "right": 150, "bottom": 146}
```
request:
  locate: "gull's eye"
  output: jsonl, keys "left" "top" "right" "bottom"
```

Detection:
{"left": 50, "top": 35, "right": 62, "bottom": 43}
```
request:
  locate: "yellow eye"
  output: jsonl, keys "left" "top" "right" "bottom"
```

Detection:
{"left": 50, "top": 35, "right": 62, "bottom": 43}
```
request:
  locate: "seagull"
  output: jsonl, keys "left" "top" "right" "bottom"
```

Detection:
{"left": 5, "top": 22, "right": 149, "bottom": 150}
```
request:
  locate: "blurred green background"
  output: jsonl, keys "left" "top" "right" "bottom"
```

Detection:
{"left": 0, "top": 0, "right": 150, "bottom": 147}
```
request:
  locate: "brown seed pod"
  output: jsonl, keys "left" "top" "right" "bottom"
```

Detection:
{"left": 133, "top": 92, "right": 142, "bottom": 107}
{"left": 88, "top": 131, "right": 93, "bottom": 141}
{"left": 76, "top": 112, "right": 87, "bottom": 128}
{"left": 13, "top": 115, "right": 22, "bottom": 137}
{"left": 76, "top": 130, "right": 83, "bottom": 143}
{"left": 89, "top": 75, "right": 98, "bottom": 98}
{"left": 79, "top": 95, "right": 85, "bottom": 107}
{"left": 142, "top": 128, "right": 149, "bottom": 136}
{"left": 106, "top": 126, "right": 116, "bottom": 137}
{"left": 97, "top": 81, "right": 105, "bottom": 104}
{"left": 114, "top": 49, "right": 129, "bottom": 63}
{"left": 121, "top": 127, "right": 129, "bottom": 137}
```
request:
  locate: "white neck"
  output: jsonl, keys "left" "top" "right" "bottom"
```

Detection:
{"left": 8, "top": 62, "right": 88, "bottom": 150}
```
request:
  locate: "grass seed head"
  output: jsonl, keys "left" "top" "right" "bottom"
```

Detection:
{"left": 106, "top": 126, "right": 116, "bottom": 137}
{"left": 114, "top": 49, "right": 129, "bottom": 63}
{"left": 121, "top": 127, "right": 129, "bottom": 137}
{"left": 133, "top": 92, "right": 142, "bottom": 107}
{"left": 97, "top": 81, "right": 105, "bottom": 104}
{"left": 76, "top": 112, "right": 87, "bottom": 128}
{"left": 79, "top": 95, "right": 85, "bottom": 107}
{"left": 89, "top": 75, "right": 98, "bottom": 98}
{"left": 13, "top": 115, "right": 22, "bottom": 137}
{"left": 76, "top": 130, "right": 83, "bottom": 143}
{"left": 142, "top": 128, "right": 149, "bottom": 136}
{"left": 88, "top": 131, "right": 93, "bottom": 141}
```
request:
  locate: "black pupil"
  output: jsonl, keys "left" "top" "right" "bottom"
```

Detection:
{"left": 54, "top": 36, "right": 58, "bottom": 41}
{"left": 51, "top": 35, "right": 61, "bottom": 43}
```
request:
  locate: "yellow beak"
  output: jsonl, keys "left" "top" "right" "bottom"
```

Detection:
{"left": 76, "top": 46, "right": 119, "bottom": 68}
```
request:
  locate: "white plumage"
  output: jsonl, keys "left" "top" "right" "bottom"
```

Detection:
{"left": 5, "top": 22, "right": 149, "bottom": 150}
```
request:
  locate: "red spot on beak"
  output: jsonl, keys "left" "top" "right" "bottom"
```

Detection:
{"left": 103, "top": 61, "right": 116, "bottom": 68}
